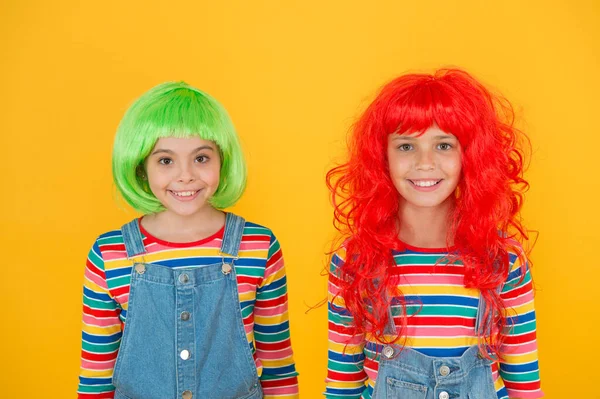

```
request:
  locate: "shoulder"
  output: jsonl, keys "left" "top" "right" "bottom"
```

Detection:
{"left": 237, "top": 216, "right": 279, "bottom": 245}
{"left": 503, "top": 238, "right": 530, "bottom": 284}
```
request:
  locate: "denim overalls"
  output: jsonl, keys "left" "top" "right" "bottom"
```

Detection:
{"left": 112, "top": 213, "right": 263, "bottom": 399}
{"left": 372, "top": 294, "right": 498, "bottom": 399}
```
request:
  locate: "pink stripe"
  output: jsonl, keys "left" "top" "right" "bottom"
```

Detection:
{"left": 254, "top": 304, "right": 287, "bottom": 317}
{"left": 405, "top": 326, "right": 475, "bottom": 337}
{"left": 102, "top": 251, "right": 128, "bottom": 260}
{"left": 505, "top": 389, "right": 543, "bottom": 399}
{"left": 81, "top": 359, "right": 116, "bottom": 369}
{"left": 502, "top": 341, "right": 538, "bottom": 355}
{"left": 503, "top": 292, "right": 534, "bottom": 307}
{"left": 83, "top": 314, "right": 120, "bottom": 327}
{"left": 264, "top": 258, "right": 284, "bottom": 278}
{"left": 262, "top": 386, "right": 299, "bottom": 395}
{"left": 329, "top": 331, "right": 363, "bottom": 344}
{"left": 391, "top": 275, "right": 466, "bottom": 285}
{"left": 256, "top": 348, "right": 294, "bottom": 360}
{"left": 239, "top": 241, "right": 269, "bottom": 250}
{"left": 85, "top": 268, "right": 108, "bottom": 289}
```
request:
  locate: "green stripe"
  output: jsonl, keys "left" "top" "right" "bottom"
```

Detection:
{"left": 259, "top": 284, "right": 287, "bottom": 299}
{"left": 500, "top": 370, "right": 539, "bottom": 382}
{"left": 243, "top": 226, "right": 270, "bottom": 235}
{"left": 98, "top": 235, "right": 123, "bottom": 245}
{"left": 508, "top": 319, "right": 536, "bottom": 334}
{"left": 235, "top": 265, "right": 264, "bottom": 277}
{"left": 82, "top": 340, "right": 121, "bottom": 353}
{"left": 78, "top": 385, "right": 115, "bottom": 393}
{"left": 83, "top": 297, "right": 116, "bottom": 310}
{"left": 254, "top": 330, "right": 290, "bottom": 342}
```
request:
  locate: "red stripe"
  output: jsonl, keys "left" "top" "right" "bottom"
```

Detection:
{"left": 83, "top": 305, "right": 120, "bottom": 318}
{"left": 81, "top": 350, "right": 118, "bottom": 361}
{"left": 504, "top": 381, "right": 541, "bottom": 390}
{"left": 256, "top": 339, "right": 291, "bottom": 351}
{"left": 389, "top": 265, "right": 465, "bottom": 275}
{"left": 255, "top": 295, "right": 287, "bottom": 308}
{"left": 260, "top": 376, "right": 298, "bottom": 388}
{"left": 404, "top": 316, "right": 475, "bottom": 327}
{"left": 78, "top": 393, "right": 114, "bottom": 399}
{"left": 503, "top": 330, "right": 536, "bottom": 344}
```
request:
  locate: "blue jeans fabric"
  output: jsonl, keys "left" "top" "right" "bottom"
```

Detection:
{"left": 112, "top": 213, "right": 263, "bottom": 399}
{"left": 372, "top": 296, "right": 497, "bottom": 399}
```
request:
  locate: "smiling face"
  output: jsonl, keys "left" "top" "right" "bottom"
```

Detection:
{"left": 144, "top": 137, "right": 221, "bottom": 218}
{"left": 387, "top": 125, "right": 462, "bottom": 211}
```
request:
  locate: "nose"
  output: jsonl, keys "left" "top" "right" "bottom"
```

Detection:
{"left": 415, "top": 149, "right": 435, "bottom": 171}
{"left": 177, "top": 163, "right": 195, "bottom": 183}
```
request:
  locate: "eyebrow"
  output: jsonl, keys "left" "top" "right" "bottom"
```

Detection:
{"left": 391, "top": 134, "right": 457, "bottom": 141}
{"left": 150, "top": 145, "right": 215, "bottom": 156}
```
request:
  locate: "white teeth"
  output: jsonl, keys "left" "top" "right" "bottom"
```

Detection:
{"left": 172, "top": 191, "right": 196, "bottom": 197}
{"left": 411, "top": 180, "right": 440, "bottom": 187}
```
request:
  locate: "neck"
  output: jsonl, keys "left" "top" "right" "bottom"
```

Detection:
{"left": 142, "top": 206, "right": 225, "bottom": 243}
{"left": 397, "top": 198, "right": 455, "bottom": 249}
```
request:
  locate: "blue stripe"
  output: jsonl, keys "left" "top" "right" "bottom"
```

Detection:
{"left": 79, "top": 376, "right": 113, "bottom": 385}
{"left": 254, "top": 320, "right": 289, "bottom": 333}
{"left": 415, "top": 347, "right": 470, "bottom": 357}
{"left": 83, "top": 286, "right": 113, "bottom": 301}
{"left": 257, "top": 275, "right": 286, "bottom": 292}
{"left": 399, "top": 295, "right": 479, "bottom": 307}
{"left": 328, "top": 350, "right": 365, "bottom": 363}
{"left": 82, "top": 331, "right": 122, "bottom": 344}
{"left": 496, "top": 386, "right": 509, "bottom": 399}
{"left": 329, "top": 302, "right": 352, "bottom": 317}
{"left": 325, "top": 386, "right": 366, "bottom": 395}
{"left": 262, "top": 364, "right": 297, "bottom": 375}
{"left": 499, "top": 360, "right": 539, "bottom": 373}
{"left": 506, "top": 310, "right": 536, "bottom": 325}
{"left": 105, "top": 267, "right": 132, "bottom": 279}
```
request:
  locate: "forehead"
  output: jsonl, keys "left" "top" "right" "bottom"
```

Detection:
{"left": 151, "top": 137, "right": 218, "bottom": 152}
{"left": 390, "top": 126, "right": 457, "bottom": 141}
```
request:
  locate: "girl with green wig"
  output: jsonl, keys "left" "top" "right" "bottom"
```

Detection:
{"left": 77, "top": 82, "right": 299, "bottom": 399}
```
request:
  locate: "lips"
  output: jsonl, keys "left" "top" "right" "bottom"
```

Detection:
{"left": 168, "top": 189, "right": 201, "bottom": 201}
{"left": 407, "top": 179, "right": 443, "bottom": 192}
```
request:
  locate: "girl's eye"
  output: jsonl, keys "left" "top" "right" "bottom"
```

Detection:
{"left": 158, "top": 158, "right": 173, "bottom": 165}
{"left": 438, "top": 143, "right": 453, "bottom": 150}
{"left": 397, "top": 144, "right": 413, "bottom": 151}
{"left": 195, "top": 155, "right": 209, "bottom": 163}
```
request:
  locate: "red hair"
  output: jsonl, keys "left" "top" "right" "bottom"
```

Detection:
{"left": 326, "top": 68, "right": 530, "bottom": 356}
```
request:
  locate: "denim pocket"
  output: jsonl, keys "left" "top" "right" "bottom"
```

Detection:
{"left": 385, "top": 377, "right": 428, "bottom": 399}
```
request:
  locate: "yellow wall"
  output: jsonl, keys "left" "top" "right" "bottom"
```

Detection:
{"left": 1, "top": 1, "right": 598, "bottom": 397}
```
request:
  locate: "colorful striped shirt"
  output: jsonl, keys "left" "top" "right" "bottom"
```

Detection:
{"left": 325, "top": 241, "right": 543, "bottom": 399}
{"left": 78, "top": 219, "right": 299, "bottom": 399}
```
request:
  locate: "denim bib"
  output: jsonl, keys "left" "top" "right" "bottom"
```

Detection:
{"left": 371, "top": 294, "right": 497, "bottom": 399}
{"left": 112, "top": 213, "right": 263, "bottom": 399}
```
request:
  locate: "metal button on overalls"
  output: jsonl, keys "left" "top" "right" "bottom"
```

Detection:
{"left": 179, "top": 274, "right": 189, "bottom": 283}
{"left": 134, "top": 264, "right": 146, "bottom": 274}
{"left": 440, "top": 365, "right": 450, "bottom": 376}
{"left": 439, "top": 391, "right": 449, "bottom": 399}
{"left": 222, "top": 263, "right": 232, "bottom": 274}
{"left": 182, "top": 390, "right": 193, "bottom": 399}
{"left": 382, "top": 346, "right": 394, "bottom": 359}
{"left": 181, "top": 311, "right": 190, "bottom": 321}
{"left": 180, "top": 350, "right": 190, "bottom": 360}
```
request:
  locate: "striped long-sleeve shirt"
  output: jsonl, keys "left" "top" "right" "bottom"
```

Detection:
{"left": 325, "top": 241, "right": 543, "bottom": 399}
{"left": 78, "top": 219, "right": 299, "bottom": 398}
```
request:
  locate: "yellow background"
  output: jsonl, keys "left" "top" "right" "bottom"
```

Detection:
{"left": 1, "top": 1, "right": 598, "bottom": 397}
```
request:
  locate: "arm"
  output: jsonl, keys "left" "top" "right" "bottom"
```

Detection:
{"left": 254, "top": 233, "right": 299, "bottom": 398}
{"left": 499, "top": 245, "right": 543, "bottom": 399}
{"left": 77, "top": 240, "right": 122, "bottom": 399}
{"left": 324, "top": 247, "right": 367, "bottom": 399}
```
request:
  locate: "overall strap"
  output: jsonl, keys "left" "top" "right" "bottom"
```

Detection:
{"left": 121, "top": 219, "right": 147, "bottom": 258}
{"left": 220, "top": 213, "right": 246, "bottom": 258}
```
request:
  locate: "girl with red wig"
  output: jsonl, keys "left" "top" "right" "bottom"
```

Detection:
{"left": 325, "top": 69, "right": 543, "bottom": 399}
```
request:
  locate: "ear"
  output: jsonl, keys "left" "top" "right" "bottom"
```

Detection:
{"left": 136, "top": 165, "right": 147, "bottom": 180}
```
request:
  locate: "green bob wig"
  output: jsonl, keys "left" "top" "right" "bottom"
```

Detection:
{"left": 112, "top": 81, "right": 247, "bottom": 214}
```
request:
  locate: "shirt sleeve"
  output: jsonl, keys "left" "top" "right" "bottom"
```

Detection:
{"left": 77, "top": 240, "right": 121, "bottom": 399}
{"left": 254, "top": 233, "right": 299, "bottom": 398}
{"left": 499, "top": 244, "right": 544, "bottom": 399}
{"left": 325, "top": 247, "right": 367, "bottom": 399}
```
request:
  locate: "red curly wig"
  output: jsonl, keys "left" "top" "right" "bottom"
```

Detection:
{"left": 326, "top": 68, "right": 530, "bottom": 356}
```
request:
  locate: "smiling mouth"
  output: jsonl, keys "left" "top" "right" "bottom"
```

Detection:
{"left": 408, "top": 179, "right": 442, "bottom": 187}
{"left": 169, "top": 190, "right": 200, "bottom": 198}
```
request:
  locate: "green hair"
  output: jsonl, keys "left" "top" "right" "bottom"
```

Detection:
{"left": 112, "top": 81, "right": 247, "bottom": 214}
